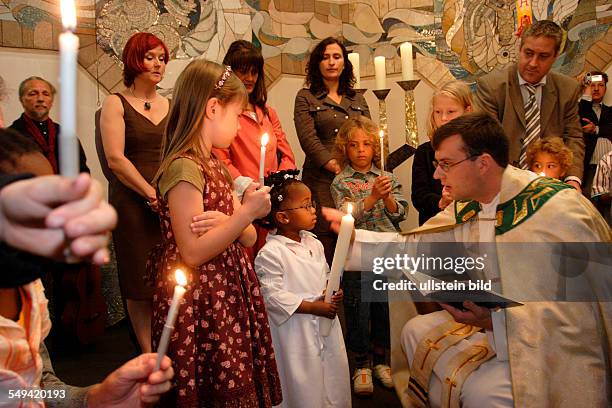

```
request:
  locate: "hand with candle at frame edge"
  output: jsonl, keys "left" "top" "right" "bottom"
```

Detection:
{"left": 86, "top": 353, "right": 174, "bottom": 408}
{"left": 0, "top": 173, "right": 117, "bottom": 264}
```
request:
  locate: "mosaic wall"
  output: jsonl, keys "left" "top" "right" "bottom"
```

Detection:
{"left": 1, "top": 0, "right": 610, "bottom": 94}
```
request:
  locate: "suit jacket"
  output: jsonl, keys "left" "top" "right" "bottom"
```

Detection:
{"left": 578, "top": 99, "right": 612, "bottom": 165}
{"left": 475, "top": 64, "right": 584, "bottom": 179}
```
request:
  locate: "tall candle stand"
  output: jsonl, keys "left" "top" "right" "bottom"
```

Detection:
{"left": 385, "top": 80, "right": 420, "bottom": 171}
{"left": 372, "top": 88, "right": 391, "bottom": 170}
{"left": 396, "top": 79, "right": 421, "bottom": 148}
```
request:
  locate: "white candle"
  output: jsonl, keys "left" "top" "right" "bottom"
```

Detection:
{"left": 400, "top": 42, "right": 414, "bottom": 81}
{"left": 374, "top": 56, "right": 386, "bottom": 90}
{"left": 155, "top": 269, "right": 187, "bottom": 370}
{"left": 259, "top": 132, "right": 269, "bottom": 187}
{"left": 59, "top": 0, "right": 79, "bottom": 177}
{"left": 321, "top": 203, "right": 354, "bottom": 337}
{"left": 379, "top": 130, "right": 385, "bottom": 173}
{"left": 348, "top": 52, "right": 360, "bottom": 89}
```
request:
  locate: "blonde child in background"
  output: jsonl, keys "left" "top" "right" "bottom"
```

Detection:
{"left": 526, "top": 137, "right": 573, "bottom": 180}
{"left": 411, "top": 81, "right": 474, "bottom": 225}
{"left": 254, "top": 170, "right": 350, "bottom": 408}
{"left": 148, "top": 60, "right": 282, "bottom": 407}
{"left": 331, "top": 116, "right": 409, "bottom": 396}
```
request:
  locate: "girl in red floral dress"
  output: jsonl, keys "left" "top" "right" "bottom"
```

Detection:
{"left": 148, "top": 60, "right": 282, "bottom": 407}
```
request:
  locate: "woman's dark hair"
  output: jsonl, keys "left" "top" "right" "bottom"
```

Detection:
{"left": 223, "top": 40, "right": 268, "bottom": 116}
{"left": 0, "top": 128, "right": 44, "bottom": 173}
{"left": 260, "top": 169, "right": 303, "bottom": 230}
{"left": 305, "top": 37, "right": 356, "bottom": 97}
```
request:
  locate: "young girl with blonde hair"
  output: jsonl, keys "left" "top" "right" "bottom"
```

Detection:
{"left": 148, "top": 60, "right": 282, "bottom": 407}
{"left": 411, "top": 80, "right": 474, "bottom": 225}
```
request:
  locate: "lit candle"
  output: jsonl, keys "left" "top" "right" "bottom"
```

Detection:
{"left": 259, "top": 132, "right": 269, "bottom": 187}
{"left": 321, "top": 203, "right": 354, "bottom": 337}
{"left": 374, "top": 56, "right": 386, "bottom": 90}
{"left": 59, "top": 0, "right": 79, "bottom": 177}
{"left": 348, "top": 52, "right": 360, "bottom": 89}
{"left": 400, "top": 42, "right": 414, "bottom": 81}
{"left": 379, "top": 129, "right": 385, "bottom": 173}
{"left": 539, "top": 172, "right": 546, "bottom": 177}
{"left": 155, "top": 269, "right": 187, "bottom": 370}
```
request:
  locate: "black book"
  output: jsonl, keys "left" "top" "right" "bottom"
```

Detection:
{"left": 403, "top": 270, "right": 522, "bottom": 310}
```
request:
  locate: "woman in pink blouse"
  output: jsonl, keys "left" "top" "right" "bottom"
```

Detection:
{"left": 214, "top": 41, "right": 295, "bottom": 179}
{"left": 212, "top": 40, "right": 296, "bottom": 256}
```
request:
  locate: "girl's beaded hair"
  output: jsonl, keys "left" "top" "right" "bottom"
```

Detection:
{"left": 333, "top": 115, "right": 381, "bottom": 170}
{"left": 260, "top": 169, "right": 303, "bottom": 229}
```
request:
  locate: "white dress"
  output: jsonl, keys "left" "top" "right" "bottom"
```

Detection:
{"left": 255, "top": 231, "right": 351, "bottom": 408}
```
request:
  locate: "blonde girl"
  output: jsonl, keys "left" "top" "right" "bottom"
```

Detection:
{"left": 412, "top": 81, "right": 474, "bottom": 225}
{"left": 148, "top": 60, "right": 282, "bottom": 407}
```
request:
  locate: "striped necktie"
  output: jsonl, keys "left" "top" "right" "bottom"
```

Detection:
{"left": 519, "top": 83, "right": 540, "bottom": 169}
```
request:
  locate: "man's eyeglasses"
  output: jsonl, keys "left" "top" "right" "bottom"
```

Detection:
{"left": 282, "top": 201, "right": 317, "bottom": 211}
{"left": 432, "top": 153, "right": 481, "bottom": 172}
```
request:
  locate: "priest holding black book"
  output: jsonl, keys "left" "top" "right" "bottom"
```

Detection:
{"left": 324, "top": 113, "right": 611, "bottom": 407}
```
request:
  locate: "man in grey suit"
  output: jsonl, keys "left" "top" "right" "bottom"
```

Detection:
{"left": 475, "top": 20, "right": 584, "bottom": 190}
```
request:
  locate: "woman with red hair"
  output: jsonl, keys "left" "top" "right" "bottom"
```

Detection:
{"left": 100, "top": 32, "right": 169, "bottom": 352}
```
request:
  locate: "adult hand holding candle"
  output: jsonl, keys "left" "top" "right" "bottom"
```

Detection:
{"left": 348, "top": 52, "right": 361, "bottom": 89}
{"left": 321, "top": 203, "right": 354, "bottom": 337}
{"left": 374, "top": 56, "right": 386, "bottom": 90}
{"left": 155, "top": 269, "right": 187, "bottom": 370}
{"left": 259, "top": 132, "right": 269, "bottom": 187}
{"left": 379, "top": 130, "right": 385, "bottom": 173}
{"left": 59, "top": 0, "right": 79, "bottom": 177}
{"left": 400, "top": 42, "right": 414, "bottom": 81}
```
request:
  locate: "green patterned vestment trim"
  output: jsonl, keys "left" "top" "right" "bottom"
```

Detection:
{"left": 454, "top": 177, "right": 573, "bottom": 235}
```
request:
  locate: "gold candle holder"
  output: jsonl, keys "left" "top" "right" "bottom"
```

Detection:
{"left": 372, "top": 88, "right": 391, "bottom": 133}
{"left": 396, "top": 79, "right": 421, "bottom": 148}
{"left": 372, "top": 89, "right": 391, "bottom": 169}
{"left": 384, "top": 80, "right": 421, "bottom": 171}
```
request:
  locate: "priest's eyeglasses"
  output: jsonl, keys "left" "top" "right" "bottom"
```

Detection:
{"left": 433, "top": 153, "right": 481, "bottom": 173}
{"left": 283, "top": 201, "right": 317, "bottom": 211}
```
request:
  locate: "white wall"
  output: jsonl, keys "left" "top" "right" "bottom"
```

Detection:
{"left": 0, "top": 47, "right": 108, "bottom": 194}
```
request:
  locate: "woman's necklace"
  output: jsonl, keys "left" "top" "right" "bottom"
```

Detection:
{"left": 130, "top": 87, "right": 154, "bottom": 111}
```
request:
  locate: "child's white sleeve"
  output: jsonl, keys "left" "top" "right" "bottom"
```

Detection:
{"left": 254, "top": 248, "right": 303, "bottom": 326}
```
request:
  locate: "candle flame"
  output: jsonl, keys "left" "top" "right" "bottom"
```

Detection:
{"left": 261, "top": 132, "right": 269, "bottom": 147}
{"left": 539, "top": 172, "right": 546, "bottom": 177}
{"left": 60, "top": 0, "right": 77, "bottom": 31}
{"left": 347, "top": 203, "right": 353, "bottom": 215}
{"left": 175, "top": 269, "right": 187, "bottom": 286}
{"left": 379, "top": 130, "right": 384, "bottom": 140}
